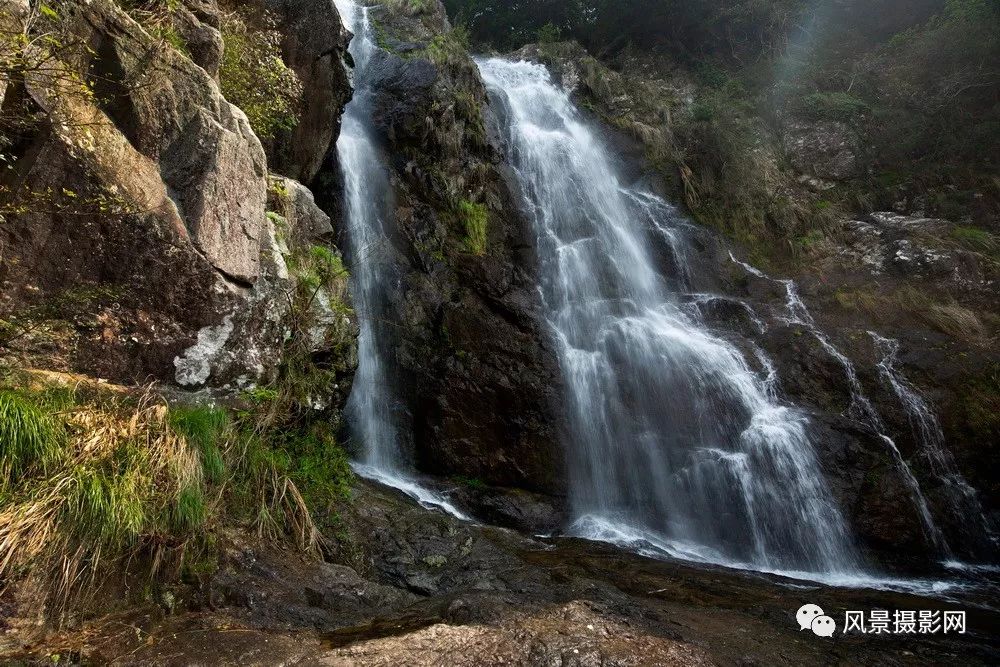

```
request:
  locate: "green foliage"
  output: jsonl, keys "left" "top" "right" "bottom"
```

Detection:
{"left": 388, "top": 0, "right": 431, "bottom": 14}
{"left": 309, "top": 245, "right": 349, "bottom": 286}
{"left": 794, "top": 91, "right": 870, "bottom": 122}
{"left": 452, "top": 475, "right": 486, "bottom": 489}
{"left": 444, "top": 0, "right": 804, "bottom": 57}
{"left": 0, "top": 390, "right": 63, "bottom": 487}
{"left": 219, "top": 7, "right": 303, "bottom": 139}
{"left": 950, "top": 225, "right": 999, "bottom": 259}
{"left": 284, "top": 429, "right": 353, "bottom": 509}
{"left": 66, "top": 457, "right": 150, "bottom": 549}
{"left": 241, "top": 386, "right": 280, "bottom": 404}
{"left": 792, "top": 228, "right": 828, "bottom": 255}
{"left": 169, "top": 405, "right": 229, "bottom": 484}
{"left": 457, "top": 199, "right": 488, "bottom": 255}
{"left": 269, "top": 177, "right": 290, "bottom": 201}
{"left": 694, "top": 62, "right": 729, "bottom": 88}
{"left": 426, "top": 26, "right": 471, "bottom": 67}
{"left": 536, "top": 22, "right": 561, "bottom": 43}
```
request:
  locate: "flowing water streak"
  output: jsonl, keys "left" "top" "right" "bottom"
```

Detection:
{"left": 333, "top": 0, "right": 466, "bottom": 519}
{"left": 870, "top": 332, "right": 993, "bottom": 551}
{"left": 479, "top": 57, "right": 860, "bottom": 575}
{"left": 728, "top": 254, "right": 948, "bottom": 553}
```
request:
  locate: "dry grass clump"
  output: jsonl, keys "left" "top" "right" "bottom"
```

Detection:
{"left": 834, "top": 285, "right": 988, "bottom": 343}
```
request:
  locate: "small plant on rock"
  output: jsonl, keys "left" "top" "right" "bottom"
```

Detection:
{"left": 457, "top": 199, "right": 488, "bottom": 255}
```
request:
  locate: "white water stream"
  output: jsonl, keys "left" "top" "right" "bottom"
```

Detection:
{"left": 334, "top": 0, "right": 465, "bottom": 519}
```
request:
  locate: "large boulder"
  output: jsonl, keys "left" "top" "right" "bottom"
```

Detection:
{"left": 172, "top": 0, "right": 225, "bottom": 77}
{"left": 261, "top": 0, "right": 353, "bottom": 183}
{"left": 781, "top": 117, "right": 861, "bottom": 182}
{"left": 0, "top": 0, "right": 349, "bottom": 390}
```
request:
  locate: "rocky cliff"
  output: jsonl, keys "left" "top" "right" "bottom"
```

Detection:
{"left": 319, "top": 1, "right": 564, "bottom": 494}
{"left": 0, "top": 0, "right": 354, "bottom": 391}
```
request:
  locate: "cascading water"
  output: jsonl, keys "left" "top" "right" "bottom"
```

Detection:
{"left": 871, "top": 332, "right": 996, "bottom": 558}
{"left": 729, "top": 253, "right": 950, "bottom": 554}
{"left": 333, "top": 0, "right": 466, "bottom": 518}
{"left": 478, "top": 58, "right": 860, "bottom": 575}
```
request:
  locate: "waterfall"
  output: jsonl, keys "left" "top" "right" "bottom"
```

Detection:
{"left": 333, "top": 0, "right": 466, "bottom": 519}
{"left": 478, "top": 58, "right": 860, "bottom": 575}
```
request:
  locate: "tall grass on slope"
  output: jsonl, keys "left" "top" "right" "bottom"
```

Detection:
{"left": 0, "top": 391, "right": 64, "bottom": 486}
{"left": 0, "top": 389, "right": 208, "bottom": 616}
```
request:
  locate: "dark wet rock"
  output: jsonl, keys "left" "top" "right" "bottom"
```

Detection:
{"left": 211, "top": 541, "right": 418, "bottom": 630}
{"left": 759, "top": 323, "right": 854, "bottom": 415}
{"left": 262, "top": 0, "right": 352, "bottom": 182}
{"left": 370, "top": 55, "right": 439, "bottom": 145}
{"left": 687, "top": 295, "right": 766, "bottom": 339}
{"left": 808, "top": 413, "right": 931, "bottom": 563}
{"left": 450, "top": 483, "right": 567, "bottom": 534}
{"left": 11, "top": 480, "right": 999, "bottom": 665}
{"left": 337, "top": 0, "right": 564, "bottom": 494}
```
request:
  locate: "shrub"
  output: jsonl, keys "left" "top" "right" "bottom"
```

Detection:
{"left": 219, "top": 6, "right": 302, "bottom": 139}
{"left": 536, "top": 22, "right": 562, "bottom": 43}
{"left": 794, "top": 91, "right": 870, "bottom": 122}
{"left": 458, "top": 199, "right": 488, "bottom": 255}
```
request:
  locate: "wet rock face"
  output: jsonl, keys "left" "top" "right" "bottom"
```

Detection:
{"left": 27, "top": 480, "right": 999, "bottom": 666}
{"left": 807, "top": 414, "right": 931, "bottom": 562}
{"left": 449, "top": 484, "right": 567, "bottom": 534}
{"left": 342, "top": 0, "right": 565, "bottom": 493}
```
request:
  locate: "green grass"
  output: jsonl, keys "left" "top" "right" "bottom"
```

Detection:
{"left": 458, "top": 199, "right": 488, "bottom": 255}
{"left": 172, "top": 484, "right": 208, "bottom": 532}
{"left": 0, "top": 390, "right": 64, "bottom": 486}
{"left": 169, "top": 405, "right": 229, "bottom": 484}
{"left": 794, "top": 91, "right": 870, "bottom": 122}
{"left": 66, "top": 460, "right": 149, "bottom": 549}
{"left": 452, "top": 475, "right": 486, "bottom": 489}
{"left": 951, "top": 225, "right": 998, "bottom": 255}
{"left": 426, "top": 26, "right": 470, "bottom": 67}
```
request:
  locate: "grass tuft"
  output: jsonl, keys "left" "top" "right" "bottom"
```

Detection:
{"left": 0, "top": 391, "right": 64, "bottom": 486}
{"left": 458, "top": 199, "right": 488, "bottom": 255}
{"left": 169, "top": 405, "right": 229, "bottom": 484}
